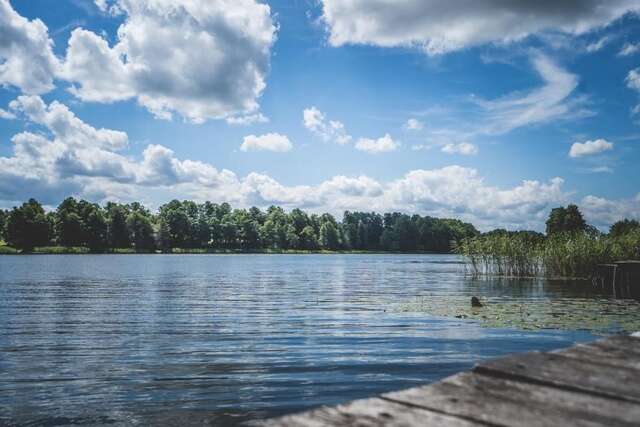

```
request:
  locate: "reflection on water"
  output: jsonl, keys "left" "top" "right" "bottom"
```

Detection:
{"left": 0, "top": 254, "right": 595, "bottom": 425}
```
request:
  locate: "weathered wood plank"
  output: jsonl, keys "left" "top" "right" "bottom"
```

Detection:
{"left": 262, "top": 397, "right": 482, "bottom": 427}
{"left": 265, "top": 335, "right": 640, "bottom": 426}
{"left": 383, "top": 371, "right": 638, "bottom": 427}
{"left": 474, "top": 351, "right": 640, "bottom": 403}
{"left": 555, "top": 336, "right": 640, "bottom": 370}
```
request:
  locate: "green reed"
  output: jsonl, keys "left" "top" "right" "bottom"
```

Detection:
{"left": 456, "top": 230, "right": 640, "bottom": 278}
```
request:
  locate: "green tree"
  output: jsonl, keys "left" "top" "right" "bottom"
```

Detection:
{"left": 299, "top": 225, "right": 318, "bottom": 250}
{"left": 0, "top": 209, "right": 7, "bottom": 242}
{"left": 157, "top": 218, "right": 172, "bottom": 252}
{"left": 126, "top": 212, "right": 155, "bottom": 251}
{"left": 319, "top": 214, "right": 341, "bottom": 250}
{"left": 6, "top": 199, "right": 51, "bottom": 251}
{"left": 55, "top": 197, "right": 83, "bottom": 246}
{"left": 610, "top": 219, "right": 640, "bottom": 238}
{"left": 546, "top": 204, "right": 587, "bottom": 235}
{"left": 84, "top": 208, "right": 108, "bottom": 251}
{"left": 107, "top": 203, "right": 131, "bottom": 248}
{"left": 158, "top": 200, "right": 190, "bottom": 248}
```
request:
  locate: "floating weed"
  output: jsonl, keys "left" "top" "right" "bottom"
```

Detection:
{"left": 392, "top": 295, "right": 640, "bottom": 335}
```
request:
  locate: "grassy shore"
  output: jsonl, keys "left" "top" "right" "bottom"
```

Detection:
{"left": 455, "top": 230, "right": 640, "bottom": 279}
{"left": 0, "top": 246, "right": 434, "bottom": 255}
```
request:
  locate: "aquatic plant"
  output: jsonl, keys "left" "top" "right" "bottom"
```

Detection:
{"left": 393, "top": 294, "right": 640, "bottom": 335}
{"left": 456, "top": 230, "right": 640, "bottom": 279}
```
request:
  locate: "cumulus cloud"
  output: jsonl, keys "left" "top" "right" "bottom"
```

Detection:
{"left": 404, "top": 118, "right": 423, "bottom": 131}
{"left": 569, "top": 139, "right": 614, "bottom": 158}
{"left": 320, "top": 0, "right": 640, "bottom": 55}
{"left": 60, "top": 0, "right": 277, "bottom": 123}
{"left": 441, "top": 142, "right": 478, "bottom": 156}
{"left": 1, "top": 96, "right": 635, "bottom": 231}
{"left": 580, "top": 194, "right": 640, "bottom": 229}
{"left": 355, "top": 134, "right": 400, "bottom": 154}
{"left": 619, "top": 42, "right": 640, "bottom": 56}
{"left": 240, "top": 133, "right": 292, "bottom": 152}
{"left": 9, "top": 95, "right": 128, "bottom": 151}
{"left": 0, "top": 0, "right": 59, "bottom": 94}
{"left": 303, "top": 106, "right": 352, "bottom": 144}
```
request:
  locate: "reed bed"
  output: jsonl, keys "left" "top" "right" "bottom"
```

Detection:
{"left": 456, "top": 230, "right": 640, "bottom": 279}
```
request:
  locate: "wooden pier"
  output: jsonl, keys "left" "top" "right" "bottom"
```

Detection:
{"left": 593, "top": 261, "right": 640, "bottom": 298}
{"left": 264, "top": 334, "right": 640, "bottom": 426}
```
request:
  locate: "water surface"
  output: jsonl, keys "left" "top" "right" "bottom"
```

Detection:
{"left": 0, "top": 254, "right": 595, "bottom": 425}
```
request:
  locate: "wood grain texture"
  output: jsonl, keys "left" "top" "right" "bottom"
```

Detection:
{"left": 263, "top": 335, "right": 640, "bottom": 426}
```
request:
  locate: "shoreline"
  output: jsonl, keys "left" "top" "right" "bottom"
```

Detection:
{"left": 0, "top": 246, "right": 450, "bottom": 256}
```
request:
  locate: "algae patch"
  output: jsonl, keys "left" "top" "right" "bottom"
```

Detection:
{"left": 392, "top": 295, "right": 640, "bottom": 334}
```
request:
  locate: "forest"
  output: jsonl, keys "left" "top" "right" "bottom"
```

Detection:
{"left": 0, "top": 197, "right": 479, "bottom": 253}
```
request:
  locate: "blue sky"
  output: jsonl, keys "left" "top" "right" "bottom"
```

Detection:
{"left": 0, "top": 0, "right": 639, "bottom": 230}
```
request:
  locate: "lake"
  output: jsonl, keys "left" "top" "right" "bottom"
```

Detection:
{"left": 0, "top": 254, "right": 596, "bottom": 426}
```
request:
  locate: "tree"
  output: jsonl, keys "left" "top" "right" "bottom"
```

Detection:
{"left": 545, "top": 204, "right": 587, "bottom": 235}
{"left": 126, "top": 212, "right": 155, "bottom": 251}
{"left": 0, "top": 209, "right": 7, "bottom": 242}
{"left": 55, "top": 198, "right": 83, "bottom": 246}
{"left": 610, "top": 219, "right": 640, "bottom": 238}
{"left": 157, "top": 219, "right": 172, "bottom": 252}
{"left": 158, "top": 200, "right": 190, "bottom": 248}
{"left": 84, "top": 208, "right": 108, "bottom": 251}
{"left": 299, "top": 225, "right": 318, "bottom": 250}
{"left": 6, "top": 199, "right": 51, "bottom": 251}
{"left": 107, "top": 204, "right": 130, "bottom": 248}
{"left": 319, "top": 222, "right": 339, "bottom": 249}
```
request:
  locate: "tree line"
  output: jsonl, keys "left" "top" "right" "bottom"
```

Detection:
{"left": 0, "top": 198, "right": 480, "bottom": 253}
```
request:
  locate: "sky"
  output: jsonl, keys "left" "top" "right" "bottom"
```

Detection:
{"left": 0, "top": 0, "right": 639, "bottom": 231}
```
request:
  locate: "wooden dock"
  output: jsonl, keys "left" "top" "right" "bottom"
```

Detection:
{"left": 593, "top": 261, "right": 640, "bottom": 298}
{"left": 264, "top": 335, "right": 640, "bottom": 426}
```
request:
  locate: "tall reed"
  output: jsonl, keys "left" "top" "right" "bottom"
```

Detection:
{"left": 456, "top": 230, "right": 640, "bottom": 278}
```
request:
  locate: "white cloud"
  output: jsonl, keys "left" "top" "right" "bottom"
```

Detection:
{"left": 627, "top": 68, "right": 640, "bottom": 91}
{"left": 569, "top": 138, "right": 614, "bottom": 158}
{"left": 226, "top": 113, "right": 269, "bottom": 126}
{"left": 441, "top": 142, "right": 478, "bottom": 156}
{"left": 240, "top": 133, "right": 292, "bottom": 152}
{"left": 355, "top": 134, "right": 400, "bottom": 154}
{"left": 61, "top": 0, "right": 277, "bottom": 123}
{"left": 303, "top": 106, "right": 352, "bottom": 144}
{"left": 0, "top": 107, "right": 15, "bottom": 119}
{"left": 1, "top": 96, "right": 636, "bottom": 231}
{"left": 619, "top": 42, "right": 640, "bottom": 56}
{"left": 9, "top": 95, "right": 128, "bottom": 151}
{"left": 320, "top": 0, "right": 640, "bottom": 55}
{"left": 404, "top": 118, "right": 423, "bottom": 131}
{"left": 580, "top": 194, "right": 640, "bottom": 229}
{"left": 475, "top": 53, "right": 591, "bottom": 135}
{"left": 0, "top": 0, "right": 59, "bottom": 94}
{"left": 585, "top": 36, "right": 610, "bottom": 52}
{"left": 625, "top": 68, "right": 640, "bottom": 116}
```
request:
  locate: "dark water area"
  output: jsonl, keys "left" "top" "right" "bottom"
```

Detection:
{"left": 0, "top": 254, "right": 596, "bottom": 426}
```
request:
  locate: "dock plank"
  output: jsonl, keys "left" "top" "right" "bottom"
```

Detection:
{"left": 265, "top": 336, "right": 640, "bottom": 426}
{"left": 262, "top": 397, "right": 482, "bottom": 427}
{"left": 475, "top": 351, "right": 640, "bottom": 403}
{"left": 383, "top": 372, "right": 638, "bottom": 427}
{"left": 555, "top": 336, "right": 640, "bottom": 370}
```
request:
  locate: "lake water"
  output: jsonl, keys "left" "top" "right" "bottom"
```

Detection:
{"left": 0, "top": 254, "right": 595, "bottom": 426}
